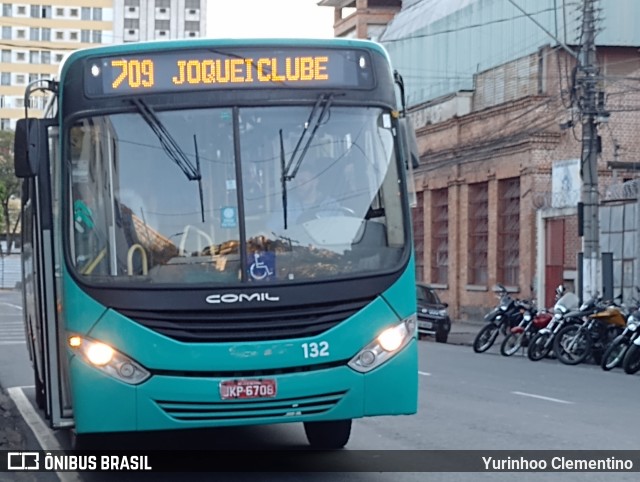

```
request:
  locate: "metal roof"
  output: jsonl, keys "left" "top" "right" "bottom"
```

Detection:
{"left": 382, "top": 0, "right": 478, "bottom": 40}
{"left": 317, "top": 0, "right": 354, "bottom": 7}
{"left": 380, "top": 0, "right": 640, "bottom": 107}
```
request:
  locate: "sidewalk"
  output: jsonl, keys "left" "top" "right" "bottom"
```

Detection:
{"left": 0, "top": 387, "right": 31, "bottom": 451}
{"left": 446, "top": 320, "right": 484, "bottom": 346}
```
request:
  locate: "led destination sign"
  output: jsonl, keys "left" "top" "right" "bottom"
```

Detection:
{"left": 85, "top": 48, "right": 374, "bottom": 96}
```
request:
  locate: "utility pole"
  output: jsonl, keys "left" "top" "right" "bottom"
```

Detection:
{"left": 508, "top": 0, "right": 606, "bottom": 300}
{"left": 577, "top": 0, "right": 606, "bottom": 299}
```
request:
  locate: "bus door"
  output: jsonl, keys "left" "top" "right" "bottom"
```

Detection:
{"left": 15, "top": 118, "right": 73, "bottom": 428}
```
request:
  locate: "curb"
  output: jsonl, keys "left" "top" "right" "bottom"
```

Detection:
{"left": 0, "top": 387, "right": 30, "bottom": 450}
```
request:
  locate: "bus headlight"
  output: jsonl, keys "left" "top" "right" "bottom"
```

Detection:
{"left": 86, "top": 342, "right": 114, "bottom": 366}
{"left": 348, "top": 315, "right": 416, "bottom": 373}
{"left": 68, "top": 335, "right": 150, "bottom": 385}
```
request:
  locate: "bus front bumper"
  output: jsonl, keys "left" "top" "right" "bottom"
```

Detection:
{"left": 69, "top": 339, "right": 418, "bottom": 434}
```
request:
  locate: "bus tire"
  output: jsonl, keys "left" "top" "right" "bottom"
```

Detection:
{"left": 34, "top": 370, "right": 45, "bottom": 410}
{"left": 68, "top": 430, "right": 99, "bottom": 450}
{"left": 304, "top": 419, "right": 351, "bottom": 449}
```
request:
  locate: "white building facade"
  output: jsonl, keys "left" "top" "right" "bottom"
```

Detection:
{"left": 113, "top": 0, "right": 206, "bottom": 43}
{"left": 0, "top": 0, "right": 207, "bottom": 130}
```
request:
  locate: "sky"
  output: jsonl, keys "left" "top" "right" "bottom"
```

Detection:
{"left": 206, "top": 0, "right": 335, "bottom": 39}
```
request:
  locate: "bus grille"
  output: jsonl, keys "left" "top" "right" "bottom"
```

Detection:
{"left": 116, "top": 298, "right": 372, "bottom": 342}
{"left": 155, "top": 391, "right": 346, "bottom": 422}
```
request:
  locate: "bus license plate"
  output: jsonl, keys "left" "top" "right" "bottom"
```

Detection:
{"left": 219, "top": 379, "right": 277, "bottom": 400}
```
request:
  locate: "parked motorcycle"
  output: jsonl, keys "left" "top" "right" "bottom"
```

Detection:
{"left": 500, "top": 302, "right": 550, "bottom": 356}
{"left": 601, "top": 308, "right": 640, "bottom": 371}
{"left": 621, "top": 328, "right": 640, "bottom": 374}
{"left": 527, "top": 288, "right": 580, "bottom": 361}
{"left": 473, "top": 284, "right": 523, "bottom": 353}
{"left": 553, "top": 296, "right": 626, "bottom": 366}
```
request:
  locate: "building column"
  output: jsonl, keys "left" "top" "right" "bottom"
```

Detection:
{"left": 536, "top": 209, "right": 546, "bottom": 308}
{"left": 421, "top": 187, "right": 431, "bottom": 283}
{"left": 448, "top": 180, "right": 463, "bottom": 319}
{"left": 487, "top": 176, "right": 498, "bottom": 288}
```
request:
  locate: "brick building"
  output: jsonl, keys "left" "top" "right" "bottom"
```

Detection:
{"left": 408, "top": 49, "right": 640, "bottom": 319}
{"left": 318, "top": 0, "right": 401, "bottom": 41}
{"left": 322, "top": 0, "right": 640, "bottom": 318}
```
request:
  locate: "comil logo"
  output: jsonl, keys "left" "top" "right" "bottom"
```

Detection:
{"left": 7, "top": 452, "right": 39, "bottom": 470}
{"left": 205, "top": 292, "right": 280, "bottom": 304}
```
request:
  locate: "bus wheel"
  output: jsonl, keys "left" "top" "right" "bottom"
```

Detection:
{"left": 34, "top": 370, "right": 45, "bottom": 410}
{"left": 68, "top": 430, "right": 97, "bottom": 450}
{"left": 304, "top": 419, "right": 352, "bottom": 449}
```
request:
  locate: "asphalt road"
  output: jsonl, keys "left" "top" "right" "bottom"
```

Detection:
{"left": 1, "top": 288, "right": 638, "bottom": 482}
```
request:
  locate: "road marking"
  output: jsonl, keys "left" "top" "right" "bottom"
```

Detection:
{"left": 0, "top": 302, "right": 23, "bottom": 310}
{"left": 512, "top": 391, "right": 574, "bottom": 404}
{"left": 7, "top": 387, "right": 82, "bottom": 482}
{"left": 418, "top": 371, "right": 431, "bottom": 376}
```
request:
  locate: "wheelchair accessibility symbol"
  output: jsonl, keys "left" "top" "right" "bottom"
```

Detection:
{"left": 248, "top": 251, "right": 275, "bottom": 281}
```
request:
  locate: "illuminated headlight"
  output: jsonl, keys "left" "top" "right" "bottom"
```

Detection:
{"left": 68, "top": 335, "right": 150, "bottom": 385}
{"left": 348, "top": 316, "right": 416, "bottom": 373}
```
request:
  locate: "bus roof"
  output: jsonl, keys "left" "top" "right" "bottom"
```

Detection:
{"left": 60, "top": 37, "right": 391, "bottom": 79}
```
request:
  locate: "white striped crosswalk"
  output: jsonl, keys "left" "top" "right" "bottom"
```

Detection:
{"left": 0, "top": 301, "right": 25, "bottom": 345}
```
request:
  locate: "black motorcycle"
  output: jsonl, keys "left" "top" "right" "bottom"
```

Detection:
{"left": 500, "top": 302, "right": 549, "bottom": 357}
{"left": 602, "top": 288, "right": 640, "bottom": 372}
{"left": 602, "top": 308, "right": 640, "bottom": 371}
{"left": 473, "top": 284, "right": 523, "bottom": 353}
{"left": 553, "top": 296, "right": 624, "bottom": 366}
{"left": 621, "top": 328, "right": 640, "bottom": 374}
{"left": 527, "top": 289, "right": 580, "bottom": 361}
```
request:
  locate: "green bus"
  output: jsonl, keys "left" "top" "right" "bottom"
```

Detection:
{"left": 14, "top": 38, "right": 419, "bottom": 449}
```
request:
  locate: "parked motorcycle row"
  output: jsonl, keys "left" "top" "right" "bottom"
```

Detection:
{"left": 472, "top": 284, "right": 640, "bottom": 374}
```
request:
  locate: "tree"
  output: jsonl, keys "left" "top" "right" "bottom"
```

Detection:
{"left": 0, "top": 129, "right": 21, "bottom": 256}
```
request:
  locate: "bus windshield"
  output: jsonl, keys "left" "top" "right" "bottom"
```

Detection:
{"left": 68, "top": 105, "right": 406, "bottom": 285}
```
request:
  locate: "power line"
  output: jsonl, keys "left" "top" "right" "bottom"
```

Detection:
{"left": 506, "top": 0, "right": 579, "bottom": 59}
{"left": 383, "top": 6, "right": 562, "bottom": 44}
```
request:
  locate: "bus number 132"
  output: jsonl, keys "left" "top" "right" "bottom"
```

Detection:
{"left": 302, "top": 341, "right": 329, "bottom": 359}
{"left": 111, "top": 59, "right": 155, "bottom": 89}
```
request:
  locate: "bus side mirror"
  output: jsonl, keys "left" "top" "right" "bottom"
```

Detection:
{"left": 398, "top": 117, "right": 419, "bottom": 208}
{"left": 14, "top": 117, "right": 52, "bottom": 178}
{"left": 398, "top": 117, "right": 420, "bottom": 170}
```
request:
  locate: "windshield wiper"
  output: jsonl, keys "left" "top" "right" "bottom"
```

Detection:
{"left": 283, "top": 93, "right": 333, "bottom": 181}
{"left": 131, "top": 98, "right": 201, "bottom": 181}
{"left": 192, "top": 134, "right": 205, "bottom": 223}
{"left": 279, "top": 94, "right": 333, "bottom": 229}
{"left": 279, "top": 129, "right": 289, "bottom": 229}
{"left": 131, "top": 98, "right": 205, "bottom": 222}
